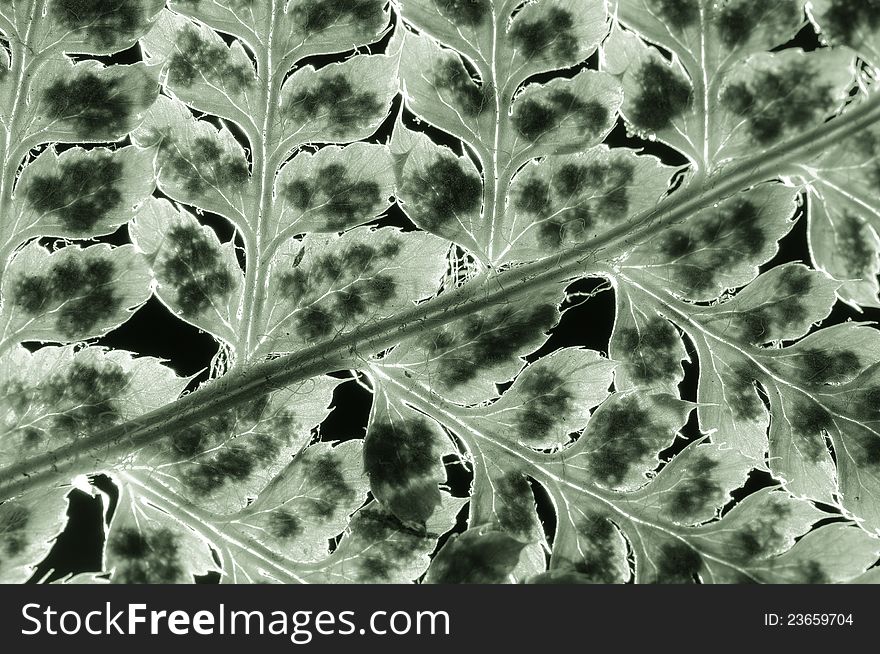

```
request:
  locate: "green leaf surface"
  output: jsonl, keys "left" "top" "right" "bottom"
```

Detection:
{"left": 604, "top": 1, "right": 856, "bottom": 170}
{"left": 2, "top": 0, "right": 880, "bottom": 585}
{"left": 395, "top": 0, "right": 621, "bottom": 266}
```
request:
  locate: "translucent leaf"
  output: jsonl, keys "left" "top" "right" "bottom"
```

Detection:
{"left": 392, "top": 121, "right": 485, "bottom": 256}
{"left": 748, "top": 523, "right": 880, "bottom": 583}
{"left": 4, "top": 0, "right": 880, "bottom": 587}
{"left": 467, "top": 457, "right": 547, "bottom": 582}
{"left": 560, "top": 392, "right": 692, "bottom": 491}
{"left": 691, "top": 338, "right": 770, "bottom": 462}
{"left": 504, "top": 146, "right": 673, "bottom": 263}
{"left": 758, "top": 324, "right": 880, "bottom": 503}
{"left": 133, "top": 95, "right": 253, "bottom": 225}
{"left": 779, "top": 362, "right": 880, "bottom": 531}
{"left": 299, "top": 495, "right": 466, "bottom": 583}
{"left": 104, "top": 479, "right": 219, "bottom": 584}
{"left": 615, "top": 0, "right": 805, "bottom": 63}
{"left": 425, "top": 525, "right": 527, "bottom": 584}
{"left": 630, "top": 438, "right": 753, "bottom": 526}
{"left": 612, "top": 264, "right": 880, "bottom": 532}
{"left": 696, "top": 263, "right": 839, "bottom": 345}
{"left": 397, "top": 0, "right": 621, "bottom": 266}
{"left": 1, "top": 242, "right": 152, "bottom": 347}
{"left": 102, "top": 440, "right": 461, "bottom": 583}
{"left": 510, "top": 72, "right": 621, "bottom": 162}
{"left": 811, "top": 0, "right": 880, "bottom": 66}
{"left": 0, "top": 485, "right": 70, "bottom": 583}
{"left": 609, "top": 292, "right": 688, "bottom": 394}
{"left": 468, "top": 348, "right": 615, "bottom": 449}
{"left": 622, "top": 186, "right": 799, "bottom": 301}
{"left": 398, "top": 29, "right": 494, "bottom": 150}
{"left": 364, "top": 392, "right": 453, "bottom": 527}
{"left": 273, "top": 143, "right": 396, "bottom": 237}
{"left": 25, "top": 59, "right": 158, "bottom": 146}
{"left": 258, "top": 227, "right": 448, "bottom": 356}
{"left": 142, "top": 10, "right": 259, "bottom": 124}
{"left": 278, "top": 50, "right": 399, "bottom": 149}
{"left": 42, "top": 0, "right": 166, "bottom": 55}
{"left": 130, "top": 198, "right": 243, "bottom": 344}
{"left": 687, "top": 489, "right": 825, "bottom": 581}
{"left": 370, "top": 353, "right": 879, "bottom": 584}
{"left": 549, "top": 504, "right": 630, "bottom": 583}
{"left": 372, "top": 346, "right": 616, "bottom": 581}
{"left": 604, "top": 3, "right": 856, "bottom": 170}
{"left": 230, "top": 441, "right": 370, "bottom": 563}
{"left": 803, "top": 117, "right": 880, "bottom": 307}
{"left": 718, "top": 49, "right": 855, "bottom": 158}
{"left": 382, "top": 289, "right": 564, "bottom": 405}
{"left": 8, "top": 145, "right": 155, "bottom": 246}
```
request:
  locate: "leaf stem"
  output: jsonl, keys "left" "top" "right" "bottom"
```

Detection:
{"left": 238, "top": 1, "right": 281, "bottom": 362}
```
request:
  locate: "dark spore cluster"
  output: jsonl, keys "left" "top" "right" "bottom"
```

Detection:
{"left": 822, "top": 0, "right": 880, "bottom": 46}
{"left": 108, "top": 526, "right": 184, "bottom": 583}
{"left": 12, "top": 255, "right": 121, "bottom": 338}
{"left": 12, "top": 359, "right": 132, "bottom": 438}
{"left": 164, "top": 135, "right": 249, "bottom": 195}
{"left": 666, "top": 454, "right": 722, "bottom": 519}
{"left": 515, "top": 159, "right": 634, "bottom": 249}
{"left": 615, "top": 316, "right": 681, "bottom": 385}
{"left": 584, "top": 395, "right": 659, "bottom": 486}
{"left": 732, "top": 266, "right": 812, "bottom": 344}
{"left": 429, "top": 531, "right": 526, "bottom": 583}
{"left": 43, "top": 72, "right": 136, "bottom": 136}
{"left": 515, "top": 368, "right": 573, "bottom": 442}
{"left": 364, "top": 418, "right": 440, "bottom": 523}
{"left": 0, "top": 502, "right": 30, "bottom": 565}
{"left": 513, "top": 89, "right": 609, "bottom": 142}
{"left": 510, "top": 7, "right": 578, "bottom": 62}
{"left": 432, "top": 0, "right": 490, "bottom": 27}
{"left": 788, "top": 399, "right": 833, "bottom": 462}
{"left": 294, "top": 0, "right": 382, "bottom": 33}
{"left": 433, "top": 58, "right": 491, "bottom": 116}
{"left": 286, "top": 73, "right": 384, "bottom": 136}
{"left": 650, "top": 0, "right": 699, "bottom": 30}
{"left": 278, "top": 239, "right": 400, "bottom": 341}
{"left": 168, "top": 27, "right": 254, "bottom": 92}
{"left": 494, "top": 472, "right": 535, "bottom": 536}
{"left": 25, "top": 152, "right": 124, "bottom": 232}
{"left": 405, "top": 156, "right": 483, "bottom": 231}
{"left": 726, "top": 365, "right": 765, "bottom": 421}
{"left": 655, "top": 541, "right": 702, "bottom": 583}
{"left": 284, "top": 162, "right": 383, "bottom": 230}
{"left": 722, "top": 62, "right": 834, "bottom": 144}
{"left": 837, "top": 212, "right": 875, "bottom": 278}
{"left": 796, "top": 348, "right": 860, "bottom": 385}
{"left": 571, "top": 512, "right": 622, "bottom": 583}
{"left": 630, "top": 60, "right": 692, "bottom": 132}
{"left": 302, "top": 450, "right": 357, "bottom": 518}
{"left": 658, "top": 197, "right": 767, "bottom": 293}
{"left": 354, "top": 509, "right": 432, "bottom": 581}
{"left": 267, "top": 509, "right": 303, "bottom": 539}
{"left": 51, "top": 0, "right": 145, "bottom": 47}
{"left": 161, "top": 223, "right": 234, "bottom": 316}
{"left": 429, "top": 304, "right": 559, "bottom": 388}
{"left": 729, "top": 500, "right": 790, "bottom": 562}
